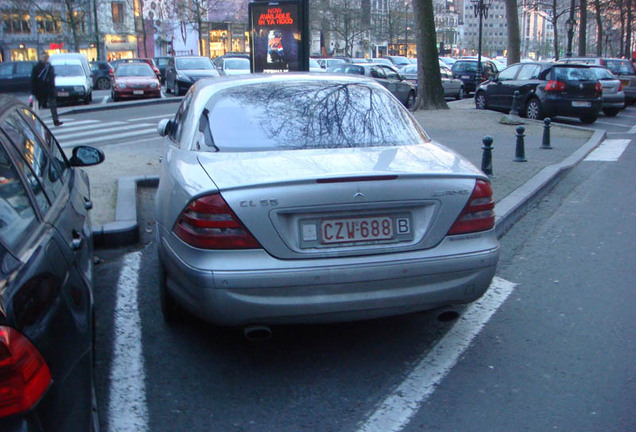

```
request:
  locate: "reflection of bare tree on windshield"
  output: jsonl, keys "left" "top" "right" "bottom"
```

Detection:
{"left": 218, "top": 82, "right": 421, "bottom": 149}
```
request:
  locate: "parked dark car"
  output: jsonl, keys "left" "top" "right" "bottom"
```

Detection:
{"left": 327, "top": 63, "right": 417, "bottom": 108}
{"left": 111, "top": 62, "right": 161, "bottom": 101}
{"left": 153, "top": 56, "right": 171, "bottom": 83}
{"left": 0, "top": 61, "right": 37, "bottom": 93}
{"left": 451, "top": 59, "right": 498, "bottom": 94}
{"left": 474, "top": 61, "right": 602, "bottom": 123}
{"left": 165, "top": 56, "right": 220, "bottom": 96}
{"left": 559, "top": 57, "right": 636, "bottom": 105}
{"left": 0, "top": 95, "right": 104, "bottom": 431}
{"left": 90, "top": 60, "right": 113, "bottom": 90}
{"left": 385, "top": 55, "right": 411, "bottom": 68}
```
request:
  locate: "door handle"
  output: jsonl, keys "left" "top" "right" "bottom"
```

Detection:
{"left": 83, "top": 196, "right": 93, "bottom": 210}
{"left": 70, "top": 230, "right": 83, "bottom": 251}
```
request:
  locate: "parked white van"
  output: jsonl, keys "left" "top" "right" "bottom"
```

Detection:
{"left": 50, "top": 53, "right": 93, "bottom": 104}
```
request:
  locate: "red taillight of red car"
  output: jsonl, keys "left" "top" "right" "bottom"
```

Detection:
{"left": 545, "top": 80, "right": 566, "bottom": 91}
{"left": 619, "top": 82, "right": 623, "bottom": 91}
{"left": 174, "top": 193, "right": 261, "bottom": 249}
{"left": 0, "top": 327, "right": 51, "bottom": 418}
{"left": 448, "top": 180, "right": 495, "bottom": 235}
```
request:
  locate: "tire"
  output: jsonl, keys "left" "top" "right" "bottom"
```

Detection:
{"left": 405, "top": 91, "right": 416, "bottom": 109}
{"left": 159, "top": 264, "right": 185, "bottom": 323}
{"left": 456, "top": 86, "right": 464, "bottom": 100}
{"left": 96, "top": 77, "right": 110, "bottom": 90}
{"left": 475, "top": 91, "right": 487, "bottom": 109}
{"left": 525, "top": 98, "right": 543, "bottom": 120}
{"left": 580, "top": 114, "right": 598, "bottom": 124}
{"left": 603, "top": 108, "right": 619, "bottom": 117}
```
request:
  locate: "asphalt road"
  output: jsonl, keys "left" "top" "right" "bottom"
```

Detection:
{"left": 86, "top": 105, "right": 636, "bottom": 432}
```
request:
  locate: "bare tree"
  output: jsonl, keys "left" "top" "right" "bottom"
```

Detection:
{"left": 322, "top": 0, "right": 369, "bottom": 57}
{"left": 413, "top": 0, "right": 448, "bottom": 110}
{"left": 526, "top": 0, "right": 575, "bottom": 60}
{"left": 26, "top": 0, "right": 92, "bottom": 52}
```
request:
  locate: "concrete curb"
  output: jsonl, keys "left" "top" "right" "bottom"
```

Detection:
{"left": 494, "top": 128, "right": 605, "bottom": 238}
{"left": 92, "top": 127, "right": 606, "bottom": 248}
{"left": 92, "top": 175, "right": 159, "bottom": 248}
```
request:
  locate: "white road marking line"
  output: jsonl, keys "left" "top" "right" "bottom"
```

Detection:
{"left": 101, "top": 96, "right": 109, "bottom": 104}
{"left": 59, "top": 127, "right": 157, "bottom": 147}
{"left": 109, "top": 252, "right": 149, "bottom": 432}
{"left": 356, "top": 276, "right": 517, "bottom": 432}
{"left": 584, "top": 139, "right": 630, "bottom": 161}
{"left": 127, "top": 114, "right": 172, "bottom": 121}
{"left": 629, "top": 124, "right": 636, "bottom": 134}
{"left": 52, "top": 121, "right": 126, "bottom": 136}
{"left": 594, "top": 120, "right": 633, "bottom": 128}
{"left": 44, "top": 119, "right": 96, "bottom": 127}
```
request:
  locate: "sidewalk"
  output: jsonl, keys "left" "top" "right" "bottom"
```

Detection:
{"left": 85, "top": 98, "right": 604, "bottom": 246}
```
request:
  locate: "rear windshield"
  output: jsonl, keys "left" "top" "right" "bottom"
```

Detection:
{"left": 452, "top": 62, "right": 477, "bottom": 73}
{"left": 604, "top": 59, "right": 635, "bottom": 75}
{"left": 225, "top": 58, "right": 250, "bottom": 70}
{"left": 55, "top": 64, "right": 84, "bottom": 77}
{"left": 591, "top": 67, "right": 616, "bottom": 80}
{"left": 199, "top": 81, "right": 428, "bottom": 151}
{"left": 552, "top": 66, "right": 597, "bottom": 81}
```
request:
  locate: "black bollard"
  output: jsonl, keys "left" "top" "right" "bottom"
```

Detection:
{"left": 541, "top": 117, "right": 552, "bottom": 149}
{"left": 514, "top": 125, "right": 527, "bottom": 162}
{"left": 510, "top": 90, "right": 520, "bottom": 116}
{"left": 481, "top": 135, "right": 494, "bottom": 176}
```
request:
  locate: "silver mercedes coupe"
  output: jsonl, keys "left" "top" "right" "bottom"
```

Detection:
{"left": 155, "top": 73, "right": 499, "bottom": 331}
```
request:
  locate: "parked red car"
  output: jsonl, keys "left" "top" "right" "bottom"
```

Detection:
{"left": 111, "top": 63, "right": 161, "bottom": 101}
{"left": 110, "top": 58, "right": 161, "bottom": 80}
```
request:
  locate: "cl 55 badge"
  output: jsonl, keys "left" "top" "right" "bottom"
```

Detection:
{"left": 240, "top": 199, "right": 279, "bottom": 207}
{"left": 432, "top": 189, "right": 469, "bottom": 197}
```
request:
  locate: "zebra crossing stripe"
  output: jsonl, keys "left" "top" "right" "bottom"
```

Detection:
{"left": 584, "top": 139, "right": 630, "bottom": 161}
{"left": 52, "top": 121, "right": 127, "bottom": 137}
{"left": 58, "top": 128, "right": 157, "bottom": 148}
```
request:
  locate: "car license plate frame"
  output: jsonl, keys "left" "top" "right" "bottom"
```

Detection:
{"left": 572, "top": 101, "right": 591, "bottom": 108}
{"left": 57, "top": 91, "right": 69, "bottom": 97}
{"left": 320, "top": 215, "right": 395, "bottom": 245}
{"left": 461, "top": 75, "right": 470, "bottom": 79}
{"left": 133, "top": 90, "right": 144, "bottom": 95}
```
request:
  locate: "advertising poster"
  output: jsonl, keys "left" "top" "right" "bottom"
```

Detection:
{"left": 249, "top": 0, "right": 309, "bottom": 73}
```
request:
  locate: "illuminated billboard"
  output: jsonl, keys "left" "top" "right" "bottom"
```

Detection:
{"left": 249, "top": 0, "right": 309, "bottom": 73}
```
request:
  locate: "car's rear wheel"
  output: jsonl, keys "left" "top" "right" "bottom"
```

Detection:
{"left": 603, "top": 108, "right": 620, "bottom": 117}
{"left": 456, "top": 86, "right": 464, "bottom": 100}
{"left": 96, "top": 77, "right": 110, "bottom": 90}
{"left": 159, "top": 264, "right": 185, "bottom": 323}
{"left": 580, "top": 114, "right": 598, "bottom": 124}
{"left": 475, "top": 91, "right": 487, "bottom": 109}
{"left": 525, "top": 98, "right": 543, "bottom": 120}
{"left": 405, "top": 91, "right": 416, "bottom": 109}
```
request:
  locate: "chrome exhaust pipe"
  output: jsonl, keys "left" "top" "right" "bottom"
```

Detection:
{"left": 243, "top": 325, "right": 272, "bottom": 342}
{"left": 436, "top": 307, "right": 460, "bottom": 322}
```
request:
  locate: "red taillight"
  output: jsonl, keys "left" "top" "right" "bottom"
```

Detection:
{"left": 595, "top": 81, "right": 603, "bottom": 93}
{"left": 448, "top": 180, "right": 495, "bottom": 235}
{"left": 619, "top": 82, "right": 623, "bottom": 91}
{"left": 545, "top": 80, "right": 566, "bottom": 91}
{"left": 173, "top": 193, "right": 261, "bottom": 249}
{"left": 0, "top": 327, "right": 51, "bottom": 418}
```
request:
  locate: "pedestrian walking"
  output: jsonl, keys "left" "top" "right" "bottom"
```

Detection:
{"left": 30, "top": 51, "right": 63, "bottom": 126}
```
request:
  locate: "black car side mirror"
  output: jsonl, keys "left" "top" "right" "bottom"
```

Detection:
{"left": 70, "top": 146, "right": 105, "bottom": 167}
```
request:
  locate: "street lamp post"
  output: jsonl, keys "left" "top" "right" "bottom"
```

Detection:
{"left": 470, "top": 0, "right": 493, "bottom": 86}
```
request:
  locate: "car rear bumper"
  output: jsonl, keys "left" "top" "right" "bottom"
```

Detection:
{"left": 160, "top": 233, "right": 500, "bottom": 326}
{"left": 543, "top": 96, "right": 602, "bottom": 118}
{"left": 113, "top": 88, "right": 161, "bottom": 99}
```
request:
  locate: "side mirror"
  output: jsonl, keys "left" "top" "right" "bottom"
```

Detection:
{"left": 70, "top": 146, "right": 105, "bottom": 167}
{"left": 157, "top": 118, "right": 174, "bottom": 137}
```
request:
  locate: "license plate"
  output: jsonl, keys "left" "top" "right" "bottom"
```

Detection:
{"left": 320, "top": 216, "right": 394, "bottom": 244}
{"left": 621, "top": 79, "right": 629, "bottom": 86}
{"left": 133, "top": 90, "right": 144, "bottom": 95}
{"left": 461, "top": 75, "right": 470, "bottom": 79}
{"left": 572, "top": 101, "right": 591, "bottom": 107}
{"left": 57, "top": 91, "right": 69, "bottom": 97}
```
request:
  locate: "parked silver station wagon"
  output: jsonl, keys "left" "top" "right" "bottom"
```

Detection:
{"left": 154, "top": 74, "right": 499, "bottom": 333}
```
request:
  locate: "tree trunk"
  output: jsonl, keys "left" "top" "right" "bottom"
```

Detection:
{"left": 505, "top": 0, "right": 521, "bottom": 65}
{"left": 553, "top": 0, "right": 560, "bottom": 60}
{"left": 595, "top": 0, "right": 603, "bottom": 56}
{"left": 412, "top": 0, "right": 447, "bottom": 110}
{"left": 625, "top": 0, "right": 632, "bottom": 59}
{"left": 578, "top": 0, "right": 587, "bottom": 55}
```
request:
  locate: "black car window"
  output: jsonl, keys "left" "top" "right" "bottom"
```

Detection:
{"left": 497, "top": 64, "right": 522, "bottom": 81}
{"left": 19, "top": 108, "right": 69, "bottom": 182}
{"left": 517, "top": 64, "right": 541, "bottom": 80}
{"left": 592, "top": 67, "right": 616, "bottom": 79}
{"left": 344, "top": 65, "right": 364, "bottom": 75}
{"left": 205, "top": 81, "right": 429, "bottom": 151}
{"left": 552, "top": 66, "right": 596, "bottom": 82}
{"left": 0, "top": 63, "right": 13, "bottom": 77}
{"left": 604, "top": 59, "right": 635, "bottom": 75}
{"left": 3, "top": 113, "right": 63, "bottom": 212}
{"left": 370, "top": 66, "right": 386, "bottom": 79}
{"left": 15, "top": 62, "right": 33, "bottom": 75}
{"left": 381, "top": 66, "right": 400, "bottom": 80}
{"left": 453, "top": 62, "right": 477, "bottom": 73}
{"left": 0, "top": 137, "right": 39, "bottom": 251}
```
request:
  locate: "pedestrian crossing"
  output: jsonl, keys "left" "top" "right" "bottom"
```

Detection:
{"left": 43, "top": 116, "right": 170, "bottom": 148}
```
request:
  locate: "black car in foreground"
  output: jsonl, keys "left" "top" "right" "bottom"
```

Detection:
{"left": 0, "top": 61, "right": 37, "bottom": 93}
{"left": 0, "top": 95, "right": 104, "bottom": 431}
{"left": 474, "top": 61, "right": 602, "bottom": 124}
